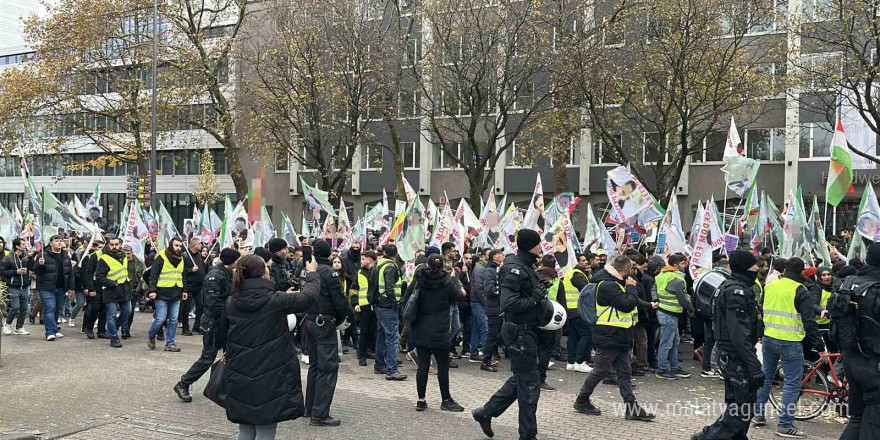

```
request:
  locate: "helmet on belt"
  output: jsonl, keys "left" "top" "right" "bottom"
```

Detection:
{"left": 694, "top": 270, "right": 729, "bottom": 310}
{"left": 336, "top": 316, "right": 352, "bottom": 331}
{"left": 540, "top": 300, "right": 567, "bottom": 331}
{"left": 286, "top": 314, "right": 297, "bottom": 332}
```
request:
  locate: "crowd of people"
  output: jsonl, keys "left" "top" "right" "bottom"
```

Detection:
{"left": 2, "top": 226, "right": 878, "bottom": 440}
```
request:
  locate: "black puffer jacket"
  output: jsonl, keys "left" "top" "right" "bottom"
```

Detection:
{"left": 480, "top": 260, "right": 501, "bottom": 316}
{"left": 222, "top": 274, "right": 318, "bottom": 425}
{"left": 95, "top": 251, "right": 133, "bottom": 304}
{"left": 410, "top": 268, "right": 461, "bottom": 349}
{"left": 33, "top": 250, "right": 75, "bottom": 291}
{"left": 591, "top": 268, "right": 638, "bottom": 350}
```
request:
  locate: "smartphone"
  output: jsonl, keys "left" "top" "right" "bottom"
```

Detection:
{"left": 302, "top": 245, "right": 312, "bottom": 265}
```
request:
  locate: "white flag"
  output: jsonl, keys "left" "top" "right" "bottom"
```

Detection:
{"left": 723, "top": 116, "right": 743, "bottom": 158}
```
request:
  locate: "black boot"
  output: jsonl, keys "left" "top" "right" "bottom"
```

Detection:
{"left": 174, "top": 382, "right": 193, "bottom": 403}
{"left": 472, "top": 407, "right": 494, "bottom": 438}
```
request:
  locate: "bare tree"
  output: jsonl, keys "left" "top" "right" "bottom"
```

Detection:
{"left": 411, "top": 0, "right": 555, "bottom": 207}
{"left": 569, "top": 0, "right": 779, "bottom": 205}
{"left": 239, "top": 0, "right": 380, "bottom": 199}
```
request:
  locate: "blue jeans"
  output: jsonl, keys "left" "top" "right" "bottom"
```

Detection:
{"left": 148, "top": 299, "right": 180, "bottom": 345}
{"left": 756, "top": 336, "right": 804, "bottom": 428}
{"left": 5, "top": 287, "right": 29, "bottom": 329}
{"left": 106, "top": 300, "right": 132, "bottom": 341}
{"left": 567, "top": 316, "right": 591, "bottom": 363}
{"left": 39, "top": 289, "right": 66, "bottom": 336}
{"left": 374, "top": 307, "right": 400, "bottom": 373}
{"left": 449, "top": 305, "right": 461, "bottom": 350}
{"left": 470, "top": 303, "right": 488, "bottom": 355}
{"left": 70, "top": 291, "right": 87, "bottom": 320}
{"left": 657, "top": 311, "right": 681, "bottom": 371}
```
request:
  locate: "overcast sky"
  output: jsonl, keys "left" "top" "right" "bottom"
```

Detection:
{"left": 0, "top": 0, "right": 43, "bottom": 54}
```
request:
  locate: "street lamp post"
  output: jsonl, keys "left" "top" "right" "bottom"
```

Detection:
{"left": 150, "top": 0, "right": 158, "bottom": 208}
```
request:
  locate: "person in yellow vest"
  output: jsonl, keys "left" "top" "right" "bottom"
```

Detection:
{"left": 753, "top": 257, "right": 827, "bottom": 438}
{"left": 355, "top": 250, "right": 378, "bottom": 367}
{"left": 147, "top": 237, "right": 188, "bottom": 352}
{"left": 95, "top": 237, "right": 131, "bottom": 348}
{"left": 652, "top": 253, "right": 694, "bottom": 380}
{"left": 573, "top": 255, "right": 655, "bottom": 421}
{"left": 561, "top": 256, "right": 593, "bottom": 373}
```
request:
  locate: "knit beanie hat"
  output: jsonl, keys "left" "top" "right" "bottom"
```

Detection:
{"left": 267, "top": 238, "right": 288, "bottom": 254}
{"left": 254, "top": 247, "right": 273, "bottom": 263}
{"left": 728, "top": 250, "right": 757, "bottom": 273}
{"left": 220, "top": 248, "right": 241, "bottom": 266}
{"left": 425, "top": 246, "right": 441, "bottom": 257}
{"left": 516, "top": 229, "right": 541, "bottom": 252}
{"left": 313, "top": 239, "right": 332, "bottom": 259}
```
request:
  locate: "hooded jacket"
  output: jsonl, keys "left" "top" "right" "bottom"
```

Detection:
{"left": 591, "top": 268, "right": 638, "bottom": 350}
{"left": 410, "top": 267, "right": 462, "bottom": 349}
{"left": 222, "top": 274, "right": 318, "bottom": 425}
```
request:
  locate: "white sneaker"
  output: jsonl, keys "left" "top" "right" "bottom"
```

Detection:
{"left": 68, "top": 319, "right": 76, "bottom": 328}
{"left": 302, "top": 354, "right": 310, "bottom": 365}
{"left": 60, "top": 317, "right": 67, "bottom": 323}
{"left": 566, "top": 363, "right": 577, "bottom": 371}
{"left": 576, "top": 362, "right": 593, "bottom": 373}
{"left": 548, "top": 361, "right": 555, "bottom": 368}
{"left": 14, "top": 328, "right": 30, "bottom": 335}
{"left": 47, "top": 334, "right": 56, "bottom": 341}
{"left": 55, "top": 332, "right": 64, "bottom": 338}
{"left": 2, "top": 324, "right": 11, "bottom": 335}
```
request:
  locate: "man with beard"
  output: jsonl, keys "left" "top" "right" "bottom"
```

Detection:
{"left": 94, "top": 237, "right": 132, "bottom": 348}
{"left": 147, "top": 237, "right": 188, "bottom": 352}
{"left": 304, "top": 239, "right": 356, "bottom": 426}
{"left": 83, "top": 237, "right": 108, "bottom": 339}
{"left": 267, "top": 238, "right": 294, "bottom": 292}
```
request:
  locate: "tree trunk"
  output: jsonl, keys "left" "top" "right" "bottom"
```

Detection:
{"left": 553, "top": 151, "right": 568, "bottom": 195}
{"left": 224, "top": 143, "right": 248, "bottom": 201}
{"left": 468, "top": 173, "right": 487, "bottom": 215}
{"left": 388, "top": 123, "right": 407, "bottom": 202}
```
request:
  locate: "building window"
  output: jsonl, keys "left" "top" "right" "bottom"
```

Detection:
{"left": 398, "top": 90, "right": 420, "bottom": 118}
{"left": 799, "top": 122, "right": 833, "bottom": 158}
{"left": 331, "top": 146, "right": 350, "bottom": 170}
{"left": 703, "top": 130, "right": 730, "bottom": 162}
{"left": 746, "top": 128, "right": 785, "bottom": 161}
{"left": 205, "top": 25, "right": 235, "bottom": 39}
{"left": 506, "top": 140, "right": 534, "bottom": 167}
{"left": 803, "top": 0, "right": 834, "bottom": 22}
{"left": 754, "top": 62, "right": 787, "bottom": 95}
{"left": 275, "top": 148, "right": 290, "bottom": 172}
{"left": 547, "top": 138, "right": 582, "bottom": 167}
{"left": 801, "top": 52, "right": 842, "bottom": 90}
{"left": 514, "top": 83, "right": 534, "bottom": 111}
{"left": 602, "top": 17, "right": 625, "bottom": 47}
{"left": 403, "top": 37, "right": 420, "bottom": 66}
{"left": 643, "top": 132, "right": 667, "bottom": 164}
{"left": 748, "top": 0, "right": 787, "bottom": 34}
{"left": 433, "top": 143, "right": 461, "bottom": 169}
{"left": 402, "top": 142, "right": 420, "bottom": 169}
{"left": 361, "top": 144, "right": 384, "bottom": 170}
{"left": 592, "top": 134, "right": 621, "bottom": 165}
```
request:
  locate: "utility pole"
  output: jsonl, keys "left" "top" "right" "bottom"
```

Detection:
{"left": 150, "top": 0, "right": 159, "bottom": 208}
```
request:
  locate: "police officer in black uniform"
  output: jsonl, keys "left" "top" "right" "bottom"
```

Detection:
{"left": 304, "top": 239, "right": 355, "bottom": 427}
{"left": 173, "top": 248, "right": 240, "bottom": 402}
{"left": 692, "top": 250, "right": 763, "bottom": 440}
{"left": 472, "top": 229, "right": 548, "bottom": 440}
{"left": 831, "top": 242, "right": 880, "bottom": 439}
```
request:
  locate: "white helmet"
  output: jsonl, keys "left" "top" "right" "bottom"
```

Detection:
{"left": 540, "top": 300, "right": 567, "bottom": 331}
{"left": 286, "top": 314, "right": 297, "bottom": 332}
{"left": 336, "top": 316, "right": 352, "bottom": 331}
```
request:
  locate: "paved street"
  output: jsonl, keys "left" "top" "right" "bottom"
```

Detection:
{"left": 0, "top": 317, "right": 845, "bottom": 440}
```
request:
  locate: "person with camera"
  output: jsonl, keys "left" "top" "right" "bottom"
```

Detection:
{"left": 471, "top": 229, "right": 552, "bottom": 440}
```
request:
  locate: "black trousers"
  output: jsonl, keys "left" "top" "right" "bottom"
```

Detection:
{"left": 840, "top": 350, "right": 880, "bottom": 440}
{"left": 83, "top": 294, "right": 105, "bottom": 332}
{"left": 192, "top": 290, "right": 204, "bottom": 331}
{"left": 702, "top": 319, "right": 716, "bottom": 372}
{"left": 178, "top": 296, "right": 192, "bottom": 332}
{"left": 578, "top": 347, "right": 635, "bottom": 404}
{"left": 537, "top": 329, "right": 556, "bottom": 383}
{"left": 416, "top": 346, "right": 451, "bottom": 400}
{"left": 180, "top": 331, "right": 219, "bottom": 386}
{"left": 460, "top": 306, "right": 473, "bottom": 353}
{"left": 357, "top": 306, "right": 377, "bottom": 360}
{"left": 699, "top": 353, "right": 757, "bottom": 440}
{"left": 482, "top": 315, "right": 503, "bottom": 367}
{"left": 305, "top": 318, "right": 339, "bottom": 420}
{"left": 482, "top": 322, "right": 540, "bottom": 440}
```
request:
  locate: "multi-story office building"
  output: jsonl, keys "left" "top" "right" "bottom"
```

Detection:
{"left": 0, "top": 0, "right": 875, "bottom": 236}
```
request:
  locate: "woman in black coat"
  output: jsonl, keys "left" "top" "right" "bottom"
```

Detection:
{"left": 409, "top": 254, "right": 465, "bottom": 412}
{"left": 222, "top": 254, "right": 318, "bottom": 440}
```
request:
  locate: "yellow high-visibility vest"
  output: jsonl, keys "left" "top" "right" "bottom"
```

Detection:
{"left": 562, "top": 269, "right": 586, "bottom": 310}
{"left": 357, "top": 271, "right": 370, "bottom": 306}
{"left": 656, "top": 271, "right": 685, "bottom": 314}
{"left": 99, "top": 254, "right": 129, "bottom": 284}
{"left": 377, "top": 258, "right": 402, "bottom": 300}
{"left": 595, "top": 281, "right": 635, "bottom": 329}
{"left": 763, "top": 278, "right": 806, "bottom": 342}
{"left": 816, "top": 289, "right": 831, "bottom": 325}
{"left": 156, "top": 250, "right": 183, "bottom": 288}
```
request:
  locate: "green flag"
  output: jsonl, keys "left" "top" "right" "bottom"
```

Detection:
{"left": 826, "top": 120, "right": 853, "bottom": 207}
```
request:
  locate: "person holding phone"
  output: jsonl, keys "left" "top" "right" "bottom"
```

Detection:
{"left": 33, "top": 235, "right": 76, "bottom": 341}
